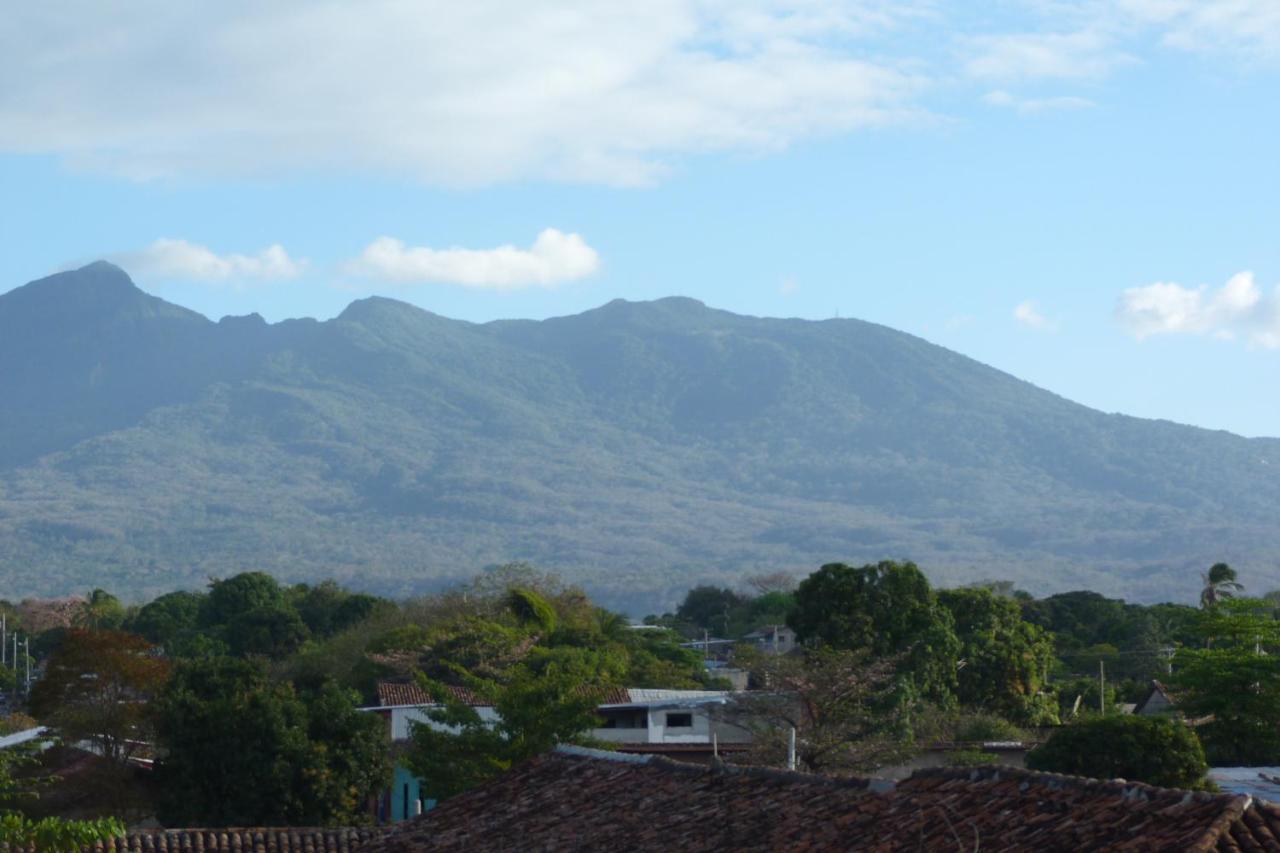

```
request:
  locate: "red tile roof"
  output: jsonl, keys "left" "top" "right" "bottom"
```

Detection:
{"left": 374, "top": 681, "right": 486, "bottom": 707}
{"left": 79, "top": 828, "right": 382, "bottom": 851}
{"left": 359, "top": 748, "right": 1280, "bottom": 852}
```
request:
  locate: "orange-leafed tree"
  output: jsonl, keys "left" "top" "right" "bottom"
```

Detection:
{"left": 29, "top": 629, "right": 171, "bottom": 769}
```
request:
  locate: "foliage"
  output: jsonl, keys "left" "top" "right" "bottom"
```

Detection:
{"left": 950, "top": 712, "right": 1026, "bottom": 743}
{"left": 790, "top": 561, "right": 960, "bottom": 705}
{"left": 0, "top": 740, "right": 124, "bottom": 851}
{"left": 405, "top": 647, "right": 621, "bottom": 800}
{"left": 1200, "top": 563, "right": 1244, "bottom": 608}
{"left": 28, "top": 629, "right": 171, "bottom": 768}
{"left": 74, "top": 589, "right": 126, "bottom": 630}
{"left": 200, "top": 572, "right": 286, "bottom": 628}
{"left": 1026, "top": 716, "right": 1209, "bottom": 789}
{"left": 729, "top": 646, "right": 914, "bottom": 773}
{"left": 153, "top": 657, "right": 389, "bottom": 826}
{"left": 675, "top": 586, "right": 746, "bottom": 636}
{"left": 226, "top": 604, "right": 311, "bottom": 658}
{"left": 127, "top": 590, "right": 202, "bottom": 650}
{"left": 946, "top": 749, "right": 999, "bottom": 767}
{"left": 938, "top": 588, "right": 1058, "bottom": 725}
{"left": 1171, "top": 598, "right": 1280, "bottom": 765}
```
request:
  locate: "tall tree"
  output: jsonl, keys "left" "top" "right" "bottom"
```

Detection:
{"left": 153, "top": 657, "right": 389, "bottom": 826}
{"left": 789, "top": 561, "right": 960, "bottom": 704}
{"left": 729, "top": 646, "right": 912, "bottom": 773}
{"left": 937, "top": 588, "right": 1058, "bottom": 725}
{"left": 28, "top": 629, "right": 171, "bottom": 770}
{"left": 74, "top": 589, "right": 126, "bottom": 630}
{"left": 1200, "top": 563, "right": 1244, "bottom": 608}
{"left": 1171, "top": 598, "right": 1280, "bottom": 764}
{"left": 675, "top": 586, "right": 746, "bottom": 636}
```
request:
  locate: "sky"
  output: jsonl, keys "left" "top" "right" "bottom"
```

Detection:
{"left": 2, "top": 1, "right": 1278, "bottom": 437}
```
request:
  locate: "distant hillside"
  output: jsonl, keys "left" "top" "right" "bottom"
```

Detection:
{"left": 2, "top": 262, "right": 1277, "bottom": 612}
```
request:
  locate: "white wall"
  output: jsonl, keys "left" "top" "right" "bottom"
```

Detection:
{"left": 390, "top": 705, "right": 500, "bottom": 741}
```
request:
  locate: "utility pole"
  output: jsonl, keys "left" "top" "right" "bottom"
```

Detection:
{"left": 787, "top": 727, "right": 797, "bottom": 771}
{"left": 23, "top": 637, "right": 29, "bottom": 693}
{"left": 1098, "top": 660, "right": 1106, "bottom": 715}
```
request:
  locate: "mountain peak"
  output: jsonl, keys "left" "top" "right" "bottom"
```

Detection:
{"left": 0, "top": 262, "right": 205, "bottom": 325}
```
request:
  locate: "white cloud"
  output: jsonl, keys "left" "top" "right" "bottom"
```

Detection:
{"left": 1014, "top": 300, "right": 1055, "bottom": 330}
{"left": 1116, "top": 0, "right": 1280, "bottom": 61}
{"left": 779, "top": 276, "right": 799, "bottom": 296}
{"left": 982, "top": 89, "right": 1095, "bottom": 113}
{"left": 964, "top": 30, "right": 1133, "bottom": 81}
{"left": 0, "top": 2, "right": 931, "bottom": 187}
{"left": 1117, "top": 271, "right": 1280, "bottom": 348}
{"left": 113, "top": 239, "right": 304, "bottom": 284}
{"left": 345, "top": 229, "right": 600, "bottom": 290}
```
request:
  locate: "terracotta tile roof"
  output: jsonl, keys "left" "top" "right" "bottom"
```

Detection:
{"left": 359, "top": 748, "right": 1280, "bottom": 853}
{"left": 374, "top": 680, "right": 631, "bottom": 708}
{"left": 374, "top": 681, "right": 486, "bottom": 707}
{"left": 79, "top": 828, "right": 382, "bottom": 851}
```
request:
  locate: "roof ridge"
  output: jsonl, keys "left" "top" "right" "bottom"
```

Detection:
{"left": 552, "top": 745, "right": 877, "bottom": 791}
{"left": 910, "top": 764, "right": 1244, "bottom": 803}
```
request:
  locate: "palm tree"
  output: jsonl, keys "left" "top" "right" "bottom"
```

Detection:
{"left": 1200, "top": 563, "right": 1244, "bottom": 608}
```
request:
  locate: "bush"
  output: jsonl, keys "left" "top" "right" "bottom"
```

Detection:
{"left": 947, "top": 749, "right": 999, "bottom": 767}
{"left": 953, "top": 713, "right": 1026, "bottom": 743}
{"left": 1026, "top": 715, "right": 1209, "bottom": 789}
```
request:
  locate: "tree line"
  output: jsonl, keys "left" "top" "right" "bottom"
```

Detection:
{"left": 3, "top": 559, "right": 1279, "bottom": 841}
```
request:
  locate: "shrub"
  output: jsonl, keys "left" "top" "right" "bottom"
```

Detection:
{"left": 946, "top": 749, "right": 999, "bottom": 767}
{"left": 953, "top": 713, "right": 1026, "bottom": 743}
{"left": 1026, "top": 715, "right": 1209, "bottom": 789}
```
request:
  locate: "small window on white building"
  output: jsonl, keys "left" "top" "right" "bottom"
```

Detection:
{"left": 665, "top": 712, "right": 693, "bottom": 728}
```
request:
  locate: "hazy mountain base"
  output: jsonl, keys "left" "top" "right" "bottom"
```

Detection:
{"left": 1, "top": 263, "right": 1277, "bottom": 613}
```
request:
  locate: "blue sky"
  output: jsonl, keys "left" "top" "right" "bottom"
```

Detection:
{"left": 2, "top": 2, "right": 1278, "bottom": 436}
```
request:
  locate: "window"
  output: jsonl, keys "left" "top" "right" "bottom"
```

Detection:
{"left": 599, "top": 709, "right": 647, "bottom": 729}
{"left": 665, "top": 712, "right": 693, "bottom": 728}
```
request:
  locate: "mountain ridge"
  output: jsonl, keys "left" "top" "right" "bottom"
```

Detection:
{"left": 1, "top": 262, "right": 1276, "bottom": 612}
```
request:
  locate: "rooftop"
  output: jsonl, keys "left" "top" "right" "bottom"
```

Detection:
{"left": 360, "top": 747, "right": 1280, "bottom": 852}
{"left": 79, "top": 828, "right": 382, "bottom": 852}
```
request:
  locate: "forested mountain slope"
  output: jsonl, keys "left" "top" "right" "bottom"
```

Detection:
{"left": 1, "top": 263, "right": 1276, "bottom": 610}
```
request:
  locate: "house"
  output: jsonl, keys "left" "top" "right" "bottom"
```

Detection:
{"left": 1134, "top": 679, "right": 1176, "bottom": 715}
{"left": 357, "top": 746, "right": 1280, "bottom": 852}
{"left": 362, "top": 681, "right": 502, "bottom": 822}
{"left": 740, "top": 624, "right": 797, "bottom": 656}
{"left": 365, "top": 681, "right": 755, "bottom": 817}
{"left": 592, "top": 688, "right": 753, "bottom": 762}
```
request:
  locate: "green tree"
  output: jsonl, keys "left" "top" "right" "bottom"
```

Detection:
{"left": 1200, "top": 562, "right": 1244, "bottom": 608}
{"left": 200, "top": 572, "right": 286, "bottom": 628}
{"left": 289, "top": 581, "right": 391, "bottom": 638}
{"left": 153, "top": 657, "right": 389, "bottom": 826}
{"left": 675, "top": 585, "right": 745, "bottom": 636}
{"left": 938, "top": 588, "right": 1058, "bottom": 724}
{"left": 1171, "top": 598, "right": 1280, "bottom": 764}
{"left": 74, "top": 589, "right": 126, "bottom": 630}
{"left": 128, "top": 590, "right": 203, "bottom": 650}
{"left": 226, "top": 604, "right": 311, "bottom": 658}
{"left": 789, "top": 561, "right": 960, "bottom": 704}
{"left": 1026, "top": 715, "right": 1209, "bottom": 789}
{"left": 405, "top": 645, "right": 622, "bottom": 800}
